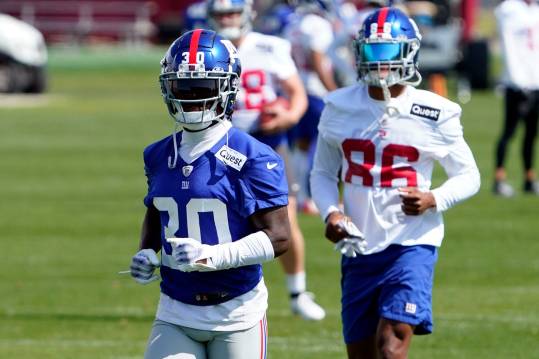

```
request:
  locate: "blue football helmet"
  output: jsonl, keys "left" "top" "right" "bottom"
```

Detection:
{"left": 207, "top": 0, "right": 254, "bottom": 40}
{"left": 259, "top": 4, "right": 296, "bottom": 36}
{"left": 183, "top": 1, "right": 208, "bottom": 31}
{"left": 287, "top": 0, "right": 335, "bottom": 17}
{"left": 354, "top": 7, "right": 422, "bottom": 87}
{"left": 159, "top": 29, "right": 241, "bottom": 126}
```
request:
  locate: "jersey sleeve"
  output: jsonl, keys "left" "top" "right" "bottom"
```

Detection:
{"left": 317, "top": 93, "right": 345, "bottom": 145}
{"left": 236, "top": 152, "right": 289, "bottom": 217}
{"left": 142, "top": 143, "right": 161, "bottom": 208}
{"left": 430, "top": 104, "right": 481, "bottom": 212}
{"left": 310, "top": 133, "right": 342, "bottom": 221}
{"left": 301, "top": 15, "right": 334, "bottom": 53}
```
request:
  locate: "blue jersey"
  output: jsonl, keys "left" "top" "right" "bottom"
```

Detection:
{"left": 143, "top": 127, "right": 288, "bottom": 306}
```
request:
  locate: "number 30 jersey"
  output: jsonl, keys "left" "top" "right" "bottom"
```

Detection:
{"left": 143, "top": 127, "right": 288, "bottom": 307}
{"left": 311, "top": 84, "right": 480, "bottom": 254}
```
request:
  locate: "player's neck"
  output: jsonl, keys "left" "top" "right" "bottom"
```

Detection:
{"left": 231, "top": 35, "right": 246, "bottom": 49}
{"left": 368, "top": 84, "right": 406, "bottom": 101}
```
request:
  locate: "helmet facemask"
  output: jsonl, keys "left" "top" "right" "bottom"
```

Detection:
{"left": 355, "top": 36, "right": 421, "bottom": 88}
{"left": 159, "top": 62, "right": 240, "bottom": 130}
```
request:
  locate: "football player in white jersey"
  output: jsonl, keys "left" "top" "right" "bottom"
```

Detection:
{"left": 130, "top": 29, "right": 290, "bottom": 359}
{"left": 310, "top": 7, "right": 480, "bottom": 359}
{"left": 207, "top": 0, "right": 326, "bottom": 320}
{"left": 283, "top": 0, "right": 338, "bottom": 214}
{"left": 493, "top": 0, "right": 539, "bottom": 196}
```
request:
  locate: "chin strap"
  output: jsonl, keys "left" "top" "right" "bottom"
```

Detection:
{"left": 379, "top": 79, "right": 400, "bottom": 118}
{"left": 168, "top": 122, "right": 180, "bottom": 169}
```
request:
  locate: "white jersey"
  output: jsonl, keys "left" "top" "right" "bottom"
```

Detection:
{"left": 310, "top": 84, "right": 480, "bottom": 254}
{"left": 495, "top": 0, "right": 539, "bottom": 90}
{"left": 284, "top": 13, "right": 334, "bottom": 97}
{"left": 232, "top": 32, "right": 298, "bottom": 133}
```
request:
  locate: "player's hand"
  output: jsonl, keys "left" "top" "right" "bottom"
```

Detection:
{"left": 166, "top": 237, "right": 217, "bottom": 272}
{"left": 334, "top": 218, "right": 367, "bottom": 257}
{"left": 130, "top": 249, "right": 160, "bottom": 285}
{"left": 398, "top": 187, "right": 437, "bottom": 215}
{"left": 259, "top": 102, "right": 295, "bottom": 134}
{"left": 325, "top": 212, "right": 365, "bottom": 243}
{"left": 335, "top": 237, "right": 367, "bottom": 258}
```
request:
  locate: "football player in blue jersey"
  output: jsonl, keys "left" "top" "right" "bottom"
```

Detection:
{"left": 129, "top": 29, "right": 290, "bottom": 359}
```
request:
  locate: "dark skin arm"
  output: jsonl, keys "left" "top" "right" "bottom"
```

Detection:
{"left": 139, "top": 205, "right": 161, "bottom": 253}
{"left": 248, "top": 205, "right": 290, "bottom": 257}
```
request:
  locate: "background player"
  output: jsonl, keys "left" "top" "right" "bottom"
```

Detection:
{"left": 207, "top": 0, "right": 326, "bottom": 320}
{"left": 283, "top": 0, "right": 338, "bottom": 214}
{"left": 310, "top": 8, "right": 480, "bottom": 358}
{"left": 493, "top": 0, "right": 539, "bottom": 196}
{"left": 129, "top": 29, "right": 291, "bottom": 358}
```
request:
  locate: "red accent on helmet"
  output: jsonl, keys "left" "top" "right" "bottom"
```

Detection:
{"left": 376, "top": 7, "right": 389, "bottom": 34}
{"left": 188, "top": 29, "right": 203, "bottom": 64}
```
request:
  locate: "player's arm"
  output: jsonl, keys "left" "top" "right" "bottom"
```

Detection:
{"left": 167, "top": 206, "right": 290, "bottom": 272}
{"left": 139, "top": 205, "right": 161, "bottom": 252}
{"left": 399, "top": 118, "right": 481, "bottom": 215}
{"left": 259, "top": 73, "right": 307, "bottom": 134}
{"left": 130, "top": 206, "right": 161, "bottom": 284}
{"left": 249, "top": 205, "right": 290, "bottom": 257}
{"left": 310, "top": 132, "right": 348, "bottom": 243}
{"left": 429, "top": 137, "right": 481, "bottom": 212}
{"left": 311, "top": 49, "right": 338, "bottom": 92}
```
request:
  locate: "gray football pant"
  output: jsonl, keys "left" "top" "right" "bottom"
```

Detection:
{"left": 144, "top": 317, "right": 268, "bottom": 359}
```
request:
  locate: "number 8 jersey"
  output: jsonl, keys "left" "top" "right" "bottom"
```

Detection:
{"left": 231, "top": 32, "right": 297, "bottom": 138}
{"left": 311, "top": 84, "right": 480, "bottom": 254}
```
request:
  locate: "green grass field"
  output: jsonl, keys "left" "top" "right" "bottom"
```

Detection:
{"left": 1, "top": 47, "right": 538, "bottom": 358}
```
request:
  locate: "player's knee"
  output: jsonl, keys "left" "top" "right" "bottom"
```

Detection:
{"left": 376, "top": 321, "right": 412, "bottom": 359}
{"left": 377, "top": 336, "right": 405, "bottom": 359}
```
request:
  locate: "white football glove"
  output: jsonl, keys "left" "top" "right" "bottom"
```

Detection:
{"left": 334, "top": 219, "right": 367, "bottom": 257}
{"left": 166, "top": 237, "right": 217, "bottom": 272}
{"left": 130, "top": 249, "right": 160, "bottom": 284}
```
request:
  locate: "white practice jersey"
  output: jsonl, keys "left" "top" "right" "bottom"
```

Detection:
{"left": 495, "top": 0, "right": 539, "bottom": 90}
{"left": 232, "top": 32, "right": 298, "bottom": 133}
{"left": 311, "top": 84, "right": 480, "bottom": 254}
{"left": 284, "top": 13, "right": 334, "bottom": 97}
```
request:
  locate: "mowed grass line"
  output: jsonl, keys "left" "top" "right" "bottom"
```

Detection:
{"left": 1, "top": 48, "right": 538, "bottom": 358}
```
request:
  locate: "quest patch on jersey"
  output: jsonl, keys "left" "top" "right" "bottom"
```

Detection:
{"left": 410, "top": 103, "right": 441, "bottom": 121}
{"left": 216, "top": 145, "right": 247, "bottom": 171}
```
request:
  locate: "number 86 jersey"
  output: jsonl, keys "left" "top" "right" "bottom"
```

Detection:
{"left": 311, "top": 84, "right": 480, "bottom": 254}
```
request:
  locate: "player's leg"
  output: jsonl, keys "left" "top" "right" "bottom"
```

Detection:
{"left": 494, "top": 88, "right": 523, "bottom": 196}
{"left": 376, "top": 319, "right": 414, "bottom": 359}
{"left": 207, "top": 315, "right": 268, "bottom": 359}
{"left": 341, "top": 251, "right": 387, "bottom": 359}
{"left": 521, "top": 90, "right": 539, "bottom": 193}
{"left": 275, "top": 144, "right": 326, "bottom": 320}
{"left": 346, "top": 336, "right": 377, "bottom": 359}
{"left": 291, "top": 95, "right": 324, "bottom": 215}
{"left": 376, "top": 245, "right": 439, "bottom": 359}
{"left": 144, "top": 319, "right": 207, "bottom": 359}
